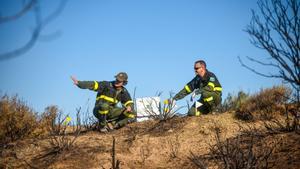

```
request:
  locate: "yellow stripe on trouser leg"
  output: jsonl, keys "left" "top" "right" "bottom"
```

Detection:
{"left": 98, "top": 110, "right": 109, "bottom": 114}
{"left": 214, "top": 87, "right": 222, "bottom": 92}
{"left": 204, "top": 96, "right": 213, "bottom": 102}
{"left": 124, "top": 111, "right": 135, "bottom": 118}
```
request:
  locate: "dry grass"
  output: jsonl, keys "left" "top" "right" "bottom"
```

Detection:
{"left": 47, "top": 107, "right": 81, "bottom": 154}
{"left": 0, "top": 95, "right": 38, "bottom": 146}
{"left": 0, "top": 88, "right": 299, "bottom": 168}
{"left": 0, "top": 95, "right": 83, "bottom": 168}
{"left": 1, "top": 112, "right": 299, "bottom": 169}
{"left": 189, "top": 125, "right": 279, "bottom": 169}
{"left": 235, "top": 85, "right": 291, "bottom": 121}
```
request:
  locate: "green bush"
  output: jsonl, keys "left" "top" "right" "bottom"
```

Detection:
{"left": 220, "top": 90, "right": 249, "bottom": 112}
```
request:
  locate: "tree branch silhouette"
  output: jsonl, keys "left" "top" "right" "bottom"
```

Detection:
{"left": 0, "top": 0, "right": 37, "bottom": 24}
{"left": 0, "top": 0, "right": 67, "bottom": 61}
{"left": 239, "top": 0, "right": 300, "bottom": 94}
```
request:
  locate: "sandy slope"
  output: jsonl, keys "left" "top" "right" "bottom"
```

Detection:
{"left": 1, "top": 112, "right": 299, "bottom": 169}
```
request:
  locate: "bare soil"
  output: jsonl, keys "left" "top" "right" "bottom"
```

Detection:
{"left": 1, "top": 112, "right": 299, "bottom": 169}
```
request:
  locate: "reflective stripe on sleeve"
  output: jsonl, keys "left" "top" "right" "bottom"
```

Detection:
{"left": 185, "top": 85, "right": 192, "bottom": 93}
{"left": 124, "top": 111, "right": 135, "bottom": 118}
{"left": 214, "top": 87, "right": 222, "bottom": 92}
{"left": 94, "top": 81, "right": 99, "bottom": 91}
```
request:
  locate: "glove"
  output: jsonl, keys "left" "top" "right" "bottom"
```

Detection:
{"left": 190, "top": 89, "right": 201, "bottom": 102}
{"left": 190, "top": 91, "right": 196, "bottom": 102}
{"left": 194, "top": 89, "right": 201, "bottom": 95}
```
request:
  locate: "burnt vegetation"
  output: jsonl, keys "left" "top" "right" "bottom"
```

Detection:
{"left": 189, "top": 125, "right": 280, "bottom": 169}
{"left": 0, "top": 84, "right": 299, "bottom": 168}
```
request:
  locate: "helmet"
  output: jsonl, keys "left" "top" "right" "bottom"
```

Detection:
{"left": 115, "top": 72, "right": 128, "bottom": 82}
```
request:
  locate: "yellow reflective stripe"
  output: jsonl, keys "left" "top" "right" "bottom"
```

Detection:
{"left": 204, "top": 96, "right": 213, "bottom": 102}
{"left": 96, "top": 95, "right": 118, "bottom": 103}
{"left": 195, "top": 111, "right": 201, "bottom": 116}
{"left": 124, "top": 100, "right": 134, "bottom": 107}
{"left": 214, "top": 87, "right": 222, "bottom": 92}
{"left": 94, "top": 81, "right": 99, "bottom": 90}
{"left": 124, "top": 111, "right": 135, "bottom": 118}
{"left": 208, "top": 82, "right": 215, "bottom": 88}
{"left": 98, "top": 110, "right": 109, "bottom": 114}
{"left": 185, "top": 85, "right": 191, "bottom": 93}
{"left": 164, "top": 107, "right": 169, "bottom": 112}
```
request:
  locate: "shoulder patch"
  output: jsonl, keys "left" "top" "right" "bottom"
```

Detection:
{"left": 209, "top": 77, "right": 215, "bottom": 82}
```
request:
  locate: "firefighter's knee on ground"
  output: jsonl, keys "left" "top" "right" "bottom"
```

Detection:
{"left": 188, "top": 103, "right": 212, "bottom": 116}
{"left": 114, "top": 113, "right": 136, "bottom": 129}
{"left": 114, "top": 119, "right": 127, "bottom": 129}
{"left": 188, "top": 107, "right": 198, "bottom": 116}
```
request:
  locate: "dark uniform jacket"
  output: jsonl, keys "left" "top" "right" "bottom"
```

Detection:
{"left": 174, "top": 70, "right": 222, "bottom": 101}
{"left": 77, "top": 80, "right": 134, "bottom": 108}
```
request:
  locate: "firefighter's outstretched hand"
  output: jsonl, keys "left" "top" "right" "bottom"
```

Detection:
{"left": 71, "top": 76, "right": 79, "bottom": 85}
{"left": 126, "top": 106, "right": 132, "bottom": 112}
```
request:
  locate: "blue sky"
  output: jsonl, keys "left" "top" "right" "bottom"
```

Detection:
{"left": 0, "top": 0, "right": 281, "bottom": 116}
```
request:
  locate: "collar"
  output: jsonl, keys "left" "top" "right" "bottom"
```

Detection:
{"left": 111, "top": 81, "right": 123, "bottom": 90}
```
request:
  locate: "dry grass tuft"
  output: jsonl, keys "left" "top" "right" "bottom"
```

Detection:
{"left": 236, "top": 86, "right": 291, "bottom": 121}
{"left": 0, "top": 95, "right": 38, "bottom": 146}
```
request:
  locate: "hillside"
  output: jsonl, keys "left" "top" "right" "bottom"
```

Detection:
{"left": 1, "top": 112, "right": 300, "bottom": 169}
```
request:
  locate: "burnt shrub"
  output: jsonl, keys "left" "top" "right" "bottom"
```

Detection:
{"left": 236, "top": 86, "right": 291, "bottom": 121}
{"left": 189, "top": 126, "right": 278, "bottom": 169}
{"left": 0, "top": 95, "right": 38, "bottom": 146}
{"left": 33, "top": 105, "right": 58, "bottom": 137}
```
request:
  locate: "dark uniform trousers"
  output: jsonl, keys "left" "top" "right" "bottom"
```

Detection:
{"left": 187, "top": 86, "right": 222, "bottom": 116}
{"left": 93, "top": 102, "right": 135, "bottom": 128}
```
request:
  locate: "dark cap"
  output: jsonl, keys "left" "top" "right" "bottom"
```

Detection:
{"left": 115, "top": 72, "right": 128, "bottom": 82}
